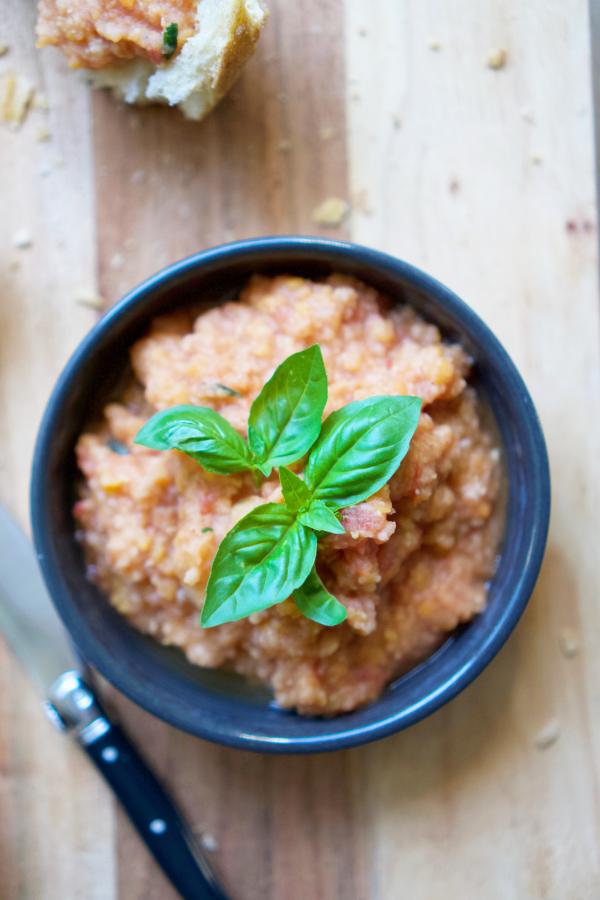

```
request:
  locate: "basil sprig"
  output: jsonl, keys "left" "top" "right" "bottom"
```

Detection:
{"left": 135, "top": 344, "right": 422, "bottom": 628}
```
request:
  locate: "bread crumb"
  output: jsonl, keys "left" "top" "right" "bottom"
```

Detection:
{"left": 531, "top": 153, "right": 542, "bottom": 165}
{"left": 558, "top": 628, "right": 580, "bottom": 658}
{"left": 534, "top": 719, "right": 560, "bottom": 750}
{"left": 312, "top": 197, "right": 350, "bottom": 228}
{"left": 320, "top": 126, "right": 335, "bottom": 141}
{"left": 110, "top": 252, "right": 125, "bottom": 270}
{"left": 36, "top": 126, "right": 51, "bottom": 142}
{"left": 75, "top": 291, "right": 106, "bottom": 311}
{"left": 0, "top": 72, "right": 34, "bottom": 129}
{"left": 352, "top": 189, "right": 372, "bottom": 216}
{"left": 33, "top": 92, "right": 49, "bottom": 112}
{"left": 12, "top": 229, "right": 32, "bottom": 249}
{"left": 277, "top": 138, "right": 291, "bottom": 153}
{"left": 200, "top": 832, "right": 219, "bottom": 852}
{"left": 0, "top": 43, "right": 9, "bottom": 57}
{"left": 487, "top": 48, "right": 508, "bottom": 70}
{"left": 449, "top": 178, "right": 460, "bottom": 194}
{"left": 428, "top": 38, "right": 442, "bottom": 51}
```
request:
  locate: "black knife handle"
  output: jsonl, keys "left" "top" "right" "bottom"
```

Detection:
{"left": 81, "top": 721, "right": 229, "bottom": 900}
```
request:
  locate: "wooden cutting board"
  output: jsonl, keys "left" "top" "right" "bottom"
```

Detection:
{"left": 1, "top": 2, "right": 600, "bottom": 897}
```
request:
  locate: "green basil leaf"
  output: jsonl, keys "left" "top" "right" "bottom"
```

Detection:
{"left": 134, "top": 404, "right": 253, "bottom": 474}
{"left": 247, "top": 345, "right": 327, "bottom": 476}
{"left": 298, "top": 500, "right": 345, "bottom": 534}
{"left": 304, "top": 395, "right": 422, "bottom": 509}
{"left": 294, "top": 567, "right": 347, "bottom": 626}
{"left": 201, "top": 503, "right": 317, "bottom": 627}
{"left": 279, "top": 467, "right": 311, "bottom": 512}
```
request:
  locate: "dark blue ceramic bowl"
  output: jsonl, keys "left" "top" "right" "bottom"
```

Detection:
{"left": 30, "top": 237, "right": 550, "bottom": 753}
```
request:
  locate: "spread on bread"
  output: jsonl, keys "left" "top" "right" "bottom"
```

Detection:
{"left": 36, "top": 0, "right": 268, "bottom": 120}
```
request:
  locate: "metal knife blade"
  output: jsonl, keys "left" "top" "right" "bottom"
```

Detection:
{"left": 0, "top": 504, "right": 229, "bottom": 899}
{"left": 0, "top": 504, "right": 78, "bottom": 693}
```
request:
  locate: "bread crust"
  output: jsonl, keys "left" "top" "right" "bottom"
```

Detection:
{"left": 208, "top": 0, "right": 266, "bottom": 114}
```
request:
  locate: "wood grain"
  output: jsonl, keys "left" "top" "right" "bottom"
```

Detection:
{"left": 94, "top": 0, "right": 349, "bottom": 308}
{"left": 0, "top": 2, "right": 116, "bottom": 899}
{"left": 1, "top": 0, "right": 599, "bottom": 898}
{"left": 345, "top": 2, "right": 600, "bottom": 896}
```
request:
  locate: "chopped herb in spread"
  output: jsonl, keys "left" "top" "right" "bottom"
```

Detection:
{"left": 107, "top": 438, "right": 129, "bottom": 455}
{"left": 162, "top": 23, "right": 179, "bottom": 59}
{"left": 214, "top": 383, "right": 241, "bottom": 397}
{"left": 197, "top": 383, "right": 242, "bottom": 399}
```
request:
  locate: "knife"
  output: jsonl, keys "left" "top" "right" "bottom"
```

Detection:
{"left": 0, "top": 505, "right": 229, "bottom": 900}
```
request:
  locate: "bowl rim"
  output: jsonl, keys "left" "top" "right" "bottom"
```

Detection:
{"left": 30, "top": 236, "right": 551, "bottom": 753}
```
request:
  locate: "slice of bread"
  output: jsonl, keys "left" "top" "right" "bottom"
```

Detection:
{"left": 87, "top": 0, "right": 267, "bottom": 120}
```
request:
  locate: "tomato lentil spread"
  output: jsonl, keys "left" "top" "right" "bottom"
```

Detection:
{"left": 74, "top": 275, "right": 502, "bottom": 715}
{"left": 36, "top": 0, "right": 197, "bottom": 68}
